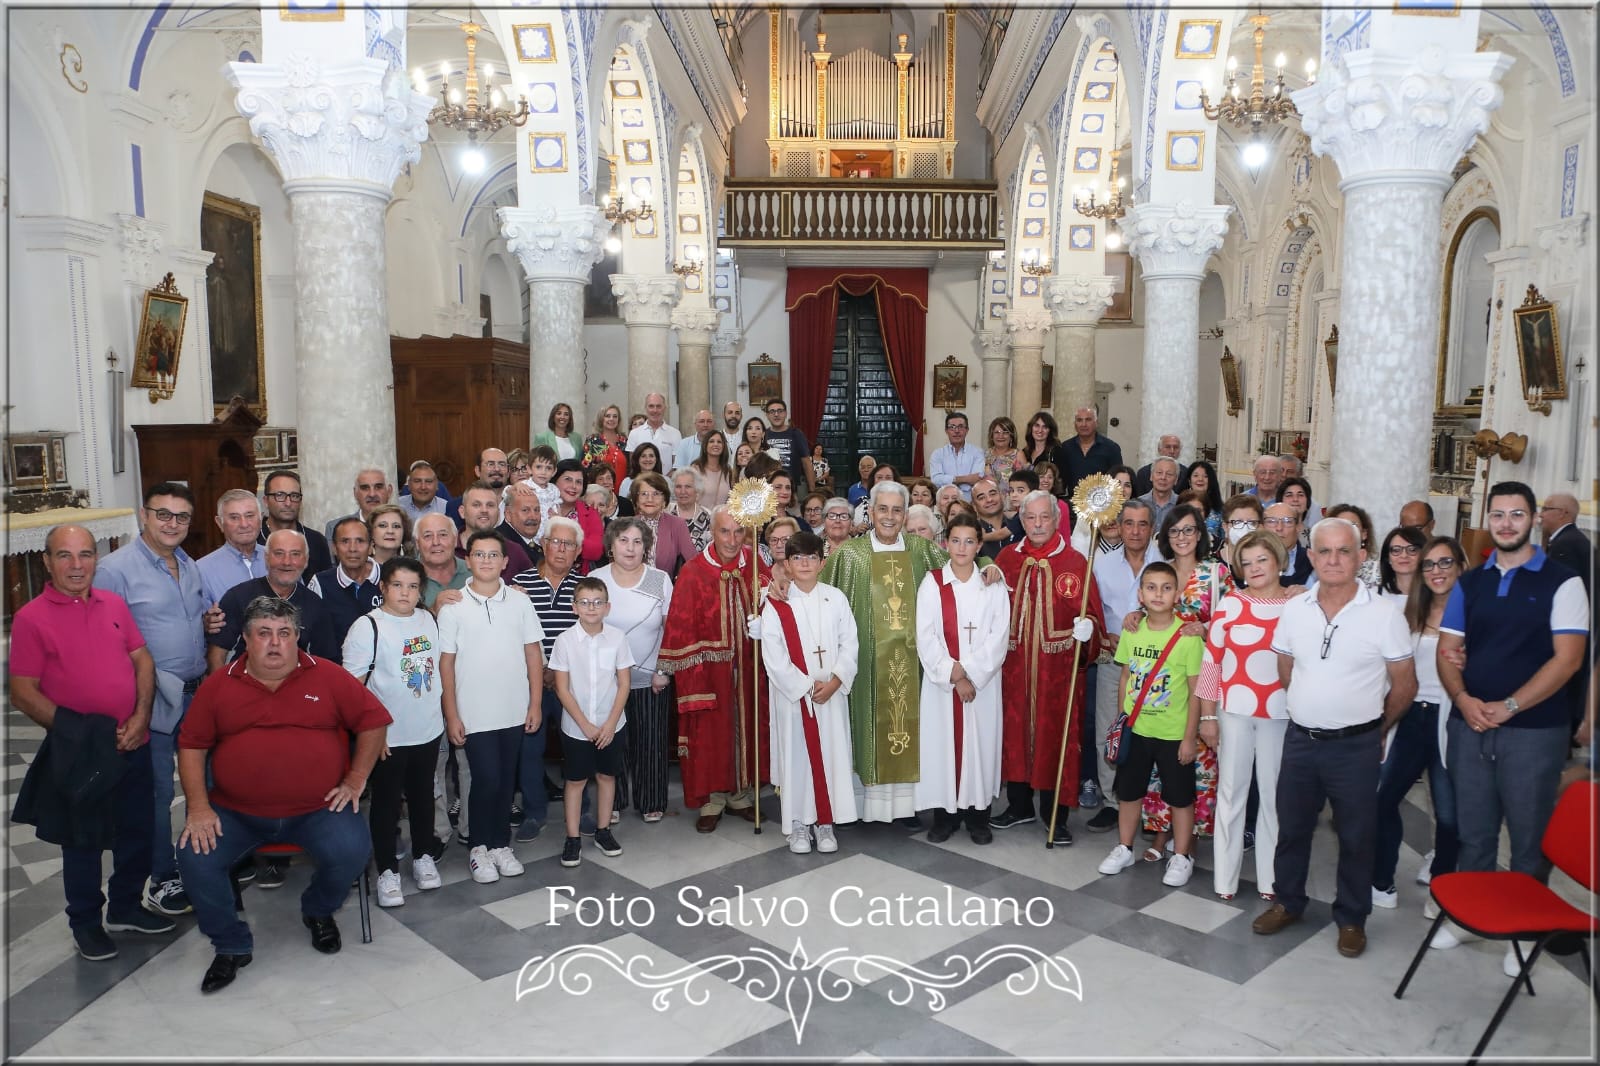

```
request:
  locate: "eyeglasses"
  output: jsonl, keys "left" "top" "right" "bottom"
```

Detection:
{"left": 825, "top": 512, "right": 851, "bottom": 521}
{"left": 1486, "top": 510, "right": 1529, "bottom": 522}
{"left": 263, "top": 491, "right": 303, "bottom": 503}
{"left": 1227, "top": 519, "right": 1258, "bottom": 530}
{"left": 545, "top": 539, "right": 577, "bottom": 549}
{"left": 1168, "top": 526, "right": 1200, "bottom": 538}
{"left": 1387, "top": 544, "right": 1421, "bottom": 557}
{"left": 469, "top": 551, "right": 504, "bottom": 560}
{"left": 145, "top": 507, "right": 194, "bottom": 525}
{"left": 1320, "top": 622, "right": 1339, "bottom": 660}
{"left": 574, "top": 598, "right": 608, "bottom": 608}
{"left": 1419, "top": 558, "right": 1458, "bottom": 573}
{"left": 1263, "top": 518, "right": 1296, "bottom": 528}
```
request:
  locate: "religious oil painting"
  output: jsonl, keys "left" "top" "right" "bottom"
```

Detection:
{"left": 7, "top": 440, "right": 49, "bottom": 491}
{"left": 933, "top": 357, "right": 967, "bottom": 410}
{"left": 1220, "top": 347, "right": 1243, "bottom": 416}
{"left": 131, "top": 284, "right": 189, "bottom": 393}
{"left": 200, "top": 191, "right": 266, "bottom": 419}
{"left": 1513, "top": 285, "right": 1566, "bottom": 400}
{"left": 747, "top": 356, "right": 783, "bottom": 408}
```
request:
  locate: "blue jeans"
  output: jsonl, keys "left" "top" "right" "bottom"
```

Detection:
{"left": 1373, "top": 701, "right": 1458, "bottom": 891}
{"left": 1447, "top": 716, "right": 1570, "bottom": 878}
{"left": 176, "top": 802, "right": 371, "bottom": 955}
{"left": 62, "top": 743, "right": 154, "bottom": 930}
{"left": 148, "top": 705, "right": 189, "bottom": 886}
{"left": 465, "top": 725, "right": 522, "bottom": 850}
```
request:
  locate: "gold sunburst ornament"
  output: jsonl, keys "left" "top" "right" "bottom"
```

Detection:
{"left": 729, "top": 477, "right": 778, "bottom": 529}
{"left": 1071, "top": 472, "right": 1125, "bottom": 530}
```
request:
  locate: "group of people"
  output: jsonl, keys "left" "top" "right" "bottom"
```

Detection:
{"left": 9, "top": 391, "right": 1593, "bottom": 999}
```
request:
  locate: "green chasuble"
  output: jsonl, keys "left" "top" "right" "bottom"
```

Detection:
{"left": 821, "top": 534, "right": 948, "bottom": 784}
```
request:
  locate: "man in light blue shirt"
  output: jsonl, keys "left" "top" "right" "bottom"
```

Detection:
{"left": 928, "top": 411, "right": 986, "bottom": 501}
{"left": 674, "top": 409, "right": 716, "bottom": 470}
{"left": 94, "top": 481, "right": 218, "bottom": 917}
{"left": 196, "top": 488, "right": 268, "bottom": 605}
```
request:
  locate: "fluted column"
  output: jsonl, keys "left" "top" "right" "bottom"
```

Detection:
{"left": 1045, "top": 274, "right": 1114, "bottom": 418}
{"left": 671, "top": 307, "right": 721, "bottom": 421}
{"left": 1004, "top": 310, "right": 1052, "bottom": 430}
{"left": 975, "top": 330, "right": 1011, "bottom": 428}
{"left": 499, "top": 205, "right": 611, "bottom": 435}
{"left": 227, "top": 56, "right": 430, "bottom": 524}
{"left": 1296, "top": 46, "right": 1510, "bottom": 526}
{"left": 1124, "top": 201, "right": 1230, "bottom": 465}
{"left": 612, "top": 275, "right": 683, "bottom": 417}
{"left": 709, "top": 332, "right": 740, "bottom": 409}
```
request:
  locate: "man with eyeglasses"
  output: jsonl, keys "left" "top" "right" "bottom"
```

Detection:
{"left": 1537, "top": 493, "right": 1592, "bottom": 593}
{"left": 1256, "top": 517, "right": 1416, "bottom": 960}
{"left": 257, "top": 471, "right": 331, "bottom": 576}
{"left": 455, "top": 482, "right": 533, "bottom": 579}
{"left": 323, "top": 467, "right": 394, "bottom": 544}
{"left": 197, "top": 489, "right": 268, "bottom": 606}
{"left": 444, "top": 449, "right": 511, "bottom": 531}
{"left": 1433, "top": 482, "right": 1589, "bottom": 970}
{"left": 95, "top": 483, "right": 224, "bottom": 919}
{"left": 1263, "top": 503, "right": 1314, "bottom": 587}
{"left": 930, "top": 412, "right": 985, "bottom": 502}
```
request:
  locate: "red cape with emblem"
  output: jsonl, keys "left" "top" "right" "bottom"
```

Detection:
{"left": 993, "top": 533, "right": 1104, "bottom": 794}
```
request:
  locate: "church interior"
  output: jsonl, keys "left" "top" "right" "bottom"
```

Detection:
{"left": 4, "top": 1, "right": 1596, "bottom": 1058}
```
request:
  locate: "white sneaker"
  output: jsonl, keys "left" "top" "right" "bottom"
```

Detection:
{"left": 1416, "top": 850, "right": 1435, "bottom": 885}
{"left": 788, "top": 822, "right": 813, "bottom": 854}
{"left": 1162, "top": 852, "right": 1194, "bottom": 887}
{"left": 1429, "top": 920, "right": 1482, "bottom": 950}
{"left": 411, "top": 854, "right": 442, "bottom": 891}
{"left": 489, "top": 846, "right": 525, "bottom": 877}
{"left": 1422, "top": 895, "right": 1440, "bottom": 920}
{"left": 1098, "top": 843, "right": 1137, "bottom": 875}
{"left": 814, "top": 824, "right": 838, "bottom": 853}
{"left": 375, "top": 869, "right": 405, "bottom": 908}
{"left": 1504, "top": 942, "right": 1534, "bottom": 979}
{"left": 469, "top": 845, "right": 499, "bottom": 884}
{"left": 1371, "top": 886, "right": 1398, "bottom": 909}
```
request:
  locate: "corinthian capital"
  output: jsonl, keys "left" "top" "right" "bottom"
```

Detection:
{"left": 499, "top": 205, "right": 609, "bottom": 285}
{"left": 1124, "top": 201, "right": 1230, "bottom": 279}
{"left": 228, "top": 55, "right": 430, "bottom": 189}
{"left": 1004, "top": 309, "right": 1054, "bottom": 346}
{"left": 1293, "top": 46, "right": 1512, "bottom": 182}
{"left": 670, "top": 307, "right": 722, "bottom": 344}
{"left": 611, "top": 274, "right": 683, "bottom": 327}
{"left": 1044, "top": 274, "right": 1115, "bottom": 326}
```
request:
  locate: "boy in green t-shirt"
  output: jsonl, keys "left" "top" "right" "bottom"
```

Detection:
{"left": 1096, "top": 562, "right": 1205, "bottom": 888}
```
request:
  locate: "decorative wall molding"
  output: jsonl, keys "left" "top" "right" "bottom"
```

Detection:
{"left": 116, "top": 213, "right": 165, "bottom": 287}
{"left": 498, "top": 204, "right": 610, "bottom": 285}
{"left": 1535, "top": 212, "right": 1589, "bottom": 285}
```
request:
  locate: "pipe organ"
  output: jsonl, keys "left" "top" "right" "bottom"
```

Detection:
{"left": 767, "top": 5, "right": 957, "bottom": 180}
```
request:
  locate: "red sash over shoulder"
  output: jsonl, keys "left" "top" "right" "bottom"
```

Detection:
{"left": 766, "top": 598, "right": 834, "bottom": 825}
{"left": 930, "top": 569, "right": 964, "bottom": 784}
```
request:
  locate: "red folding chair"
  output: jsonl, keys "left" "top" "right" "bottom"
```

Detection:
{"left": 1394, "top": 779, "right": 1598, "bottom": 1063}
{"left": 229, "top": 842, "right": 373, "bottom": 945}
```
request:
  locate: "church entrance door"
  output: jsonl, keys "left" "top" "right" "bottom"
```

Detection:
{"left": 817, "top": 292, "right": 913, "bottom": 477}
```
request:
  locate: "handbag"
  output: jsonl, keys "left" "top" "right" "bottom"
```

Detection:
{"left": 1104, "top": 626, "right": 1186, "bottom": 766}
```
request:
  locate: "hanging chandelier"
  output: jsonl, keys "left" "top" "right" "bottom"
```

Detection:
{"left": 421, "top": 22, "right": 529, "bottom": 143}
{"left": 1199, "top": 12, "right": 1314, "bottom": 167}
{"left": 1073, "top": 150, "right": 1126, "bottom": 221}
{"left": 602, "top": 154, "right": 655, "bottom": 225}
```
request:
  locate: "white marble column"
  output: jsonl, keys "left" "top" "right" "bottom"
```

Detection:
{"left": 976, "top": 330, "right": 1011, "bottom": 428}
{"left": 1124, "top": 201, "right": 1230, "bottom": 465}
{"left": 611, "top": 274, "right": 683, "bottom": 418}
{"left": 499, "top": 204, "right": 611, "bottom": 436}
{"left": 1296, "top": 47, "right": 1510, "bottom": 525}
{"left": 1004, "top": 310, "right": 1052, "bottom": 430}
{"left": 671, "top": 307, "right": 721, "bottom": 421}
{"left": 709, "top": 332, "right": 740, "bottom": 410}
{"left": 1045, "top": 274, "right": 1114, "bottom": 418}
{"left": 228, "top": 57, "right": 430, "bottom": 524}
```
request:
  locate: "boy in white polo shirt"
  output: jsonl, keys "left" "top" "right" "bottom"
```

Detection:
{"left": 550, "top": 576, "right": 634, "bottom": 868}
{"left": 438, "top": 530, "right": 544, "bottom": 886}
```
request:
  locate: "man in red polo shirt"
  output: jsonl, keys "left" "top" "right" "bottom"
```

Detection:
{"left": 176, "top": 596, "right": 391, "bottom": 994}
{"left": 10, "top": 525, "right": 172, "bottom": 962}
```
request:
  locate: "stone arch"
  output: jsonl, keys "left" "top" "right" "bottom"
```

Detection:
{"left": 1009, "top": 127, "right": 1052, "bottom": 302}
{"left": 6, "top": 77, "right": 83, "bottom": 218}
{"left": 1437, "top": 167, "right": 1501, "bottom": 411}
{"left": 597, "top": 22, "right": 674, "bottom": 272}
{"left": 1052, "top": 32, "right": 1126, "bottom": 272}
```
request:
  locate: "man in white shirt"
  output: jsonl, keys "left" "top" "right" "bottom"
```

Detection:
{"left": 928, "top": 412, "right": 986, "bottom": 501}
{"left": 625, "top": 393, "right": 682, "bottom": 455}
{"left": 674, "top": 410, "right": 717, "bottom": 470}
{"left": 1255, "top": 516, "right": 1416, "bottom": 960}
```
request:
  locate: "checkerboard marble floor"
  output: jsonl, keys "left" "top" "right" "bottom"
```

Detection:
{"left": 4, "top": 706, "right": 1595, "bottom": 1060}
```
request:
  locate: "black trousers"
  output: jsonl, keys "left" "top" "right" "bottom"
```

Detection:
{"left": 624, "top": 685, "right": 672, "bottom": 814}
{"left": 463, "top": 725, "right": 521, "bottom": 850}
{"left": 1272, "top": 724, "right": 1381, "bottom": 928}
{"left": 1005, "top": 781, "right": 1068, "bottom": 820}
{"left": 934, "top": 806, "right": 991, "bottom": 830}
{"left": 62, "top": 743, "right": 153, "bottom": 930}
{"left": 369, "top": 733, "right": 446, "bottom": 873}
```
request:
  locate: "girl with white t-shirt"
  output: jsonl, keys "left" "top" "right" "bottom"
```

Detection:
{"left": 342, "top": 557, "right": 446, "bottom": 907}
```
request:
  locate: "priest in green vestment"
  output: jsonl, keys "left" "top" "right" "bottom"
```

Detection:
{"left": 820, "top": 480, "right": 998, "bottom": 824}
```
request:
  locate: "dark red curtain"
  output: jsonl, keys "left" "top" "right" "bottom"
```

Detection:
{"left": 785, "top": 268, "right": 929, "bottom": 473}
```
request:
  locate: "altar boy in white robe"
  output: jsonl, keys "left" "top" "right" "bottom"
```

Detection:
{"left": 761, "top": 530, "right": 861, "bottom": 854}
{"left": 914, "top": 513, "right": 1011, "bottom": 845}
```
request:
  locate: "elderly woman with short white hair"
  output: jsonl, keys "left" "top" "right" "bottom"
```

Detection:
{"left": 821, "top": 497, "right": 854, "bottom": 558}
{"left": 669, "top": 467, "right": 713, "bottom": 553}
{"left": 905, "top": 503, "right": 943, "bottom": 545}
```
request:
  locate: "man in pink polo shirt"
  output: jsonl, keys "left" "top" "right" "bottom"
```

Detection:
{"left": 10, "top": 525, "right": 174, "bottom": 962}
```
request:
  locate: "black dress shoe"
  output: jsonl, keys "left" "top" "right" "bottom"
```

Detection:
{"left": 303, "top": 914, "right": 342, "bottom": 954}
{"left": 990, "top": 807, "right": 1036, "bottom": 829}
{"left": 201, "top": 953, "right": 252, "bottom": 994}
{"left": 895, "top": 815, "right": 924, "bottom": 830}
{"left": 1049, "top": 818, "right": 1074, "bottom": 846}
{"left": 926, "top": 821, "right": 955, "bottom": 844}
{"left": 968, "top": 824, "right": 994, "bottom": 845}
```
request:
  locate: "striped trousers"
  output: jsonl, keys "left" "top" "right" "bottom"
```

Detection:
{"left": 625, "top": 684, "right": 673, "bottom": 815}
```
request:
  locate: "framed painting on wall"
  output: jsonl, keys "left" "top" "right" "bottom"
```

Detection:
{"left": 1513, "top": 284, "right": 1566, "bottom": 400}
{"left": 933, "top": 356, "right": 968, "bottom": 409}
{"left": 1220, "top": 346, "right": 1243, "bottom": 416}
{"left": 747, "top": 354, "right": 783, "bottom": 407}
{"left": 200, "top": 191, "right": 267, "bottom": 419}
{"left": 131, "top": 274, "right": 189, "bottom": 394}
{"left": 1102, "top": 251, "right": 1134, "bottom": 322}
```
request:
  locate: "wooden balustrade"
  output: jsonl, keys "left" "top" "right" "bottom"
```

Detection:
{"left": 721, "top": 180, "right": 1001, "bottom": 248}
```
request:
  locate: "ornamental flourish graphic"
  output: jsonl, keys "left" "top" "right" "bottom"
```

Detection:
{"left": 515, "top": 939, "right": 1083, "bottom": 1043}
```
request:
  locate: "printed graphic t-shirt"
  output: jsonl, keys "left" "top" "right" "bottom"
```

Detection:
{"left": 1114, "top": 618, "right": 1204, "bottom": 742}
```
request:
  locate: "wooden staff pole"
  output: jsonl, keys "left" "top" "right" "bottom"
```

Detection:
{"left": 1046, "top": 521, "right": 1102, "bottom": 850}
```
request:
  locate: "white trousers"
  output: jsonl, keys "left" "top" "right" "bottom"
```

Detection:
{"left": 1213, "top": 714, "right": 1287, "bottom": 898}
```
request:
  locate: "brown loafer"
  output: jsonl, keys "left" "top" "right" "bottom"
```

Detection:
{"left": 732, "top": 805, "right": 757, "bottom": 823}
{"left": 1251, "top": 902, "right": 1303, "bottom": 935}
{"left": 695, "top": 814, "right": 721, "bottom": 834}
{"left": 1336, "top": 924, "right": 1367, "bottom": 958}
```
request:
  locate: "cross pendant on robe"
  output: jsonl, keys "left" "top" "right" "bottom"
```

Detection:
{"left": 963, "top": 621, "right": 977, "bottom": 646}
{"left": 812, "top": 643, "right": 827, "bottom": 669}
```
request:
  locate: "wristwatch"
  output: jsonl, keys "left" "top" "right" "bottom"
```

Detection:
{"left": 1503, "top": 696, "right": 1520, "bottom": 716}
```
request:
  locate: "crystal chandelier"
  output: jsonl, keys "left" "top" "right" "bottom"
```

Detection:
{"left": 422, "top": 23, "right": 529, "bottom": 144}
{"left": 1199, "top": 12, "right": 1314, "bottom": 168}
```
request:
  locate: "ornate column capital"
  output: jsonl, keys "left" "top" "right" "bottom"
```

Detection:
{"left": 1003, "top": 309, "right": 1053, "bottom": 347}
{"left": 227, "top": 55, "right": 431, "bottom": 191}
{"left": 671, "top": 307, "right": 722, "bottom": 345}
{"left": 1124, "top": 201, "right": 1230, "bottom": 280}
{"left": 1293, "top": 46, "right": 1512, "bottom": 186}
{"left": 977, "top": 330, "right": 1010, "bottom": 360}
{"left": 499, "top": 204, "right": 610, "bottom": 286}
{"left": 612, "top": 274, "right": 683, "bottom": 327}
{"left": 711, "top": 331, "right": 742, "bottom": 359}
{"left": 1044, "top": 274, "right": 1115, "bottom": 327}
